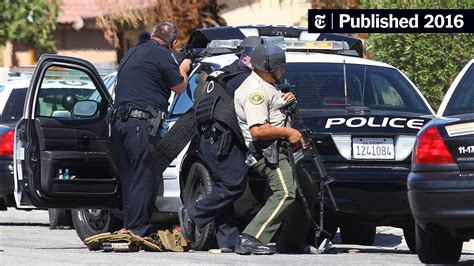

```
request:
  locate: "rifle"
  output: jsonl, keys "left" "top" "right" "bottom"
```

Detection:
{"left": 280, "top": 98, "right": 338, "bottom": 254}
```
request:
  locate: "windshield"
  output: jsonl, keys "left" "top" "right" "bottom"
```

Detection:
{"left": 443, "top": 65, "right": 474, "bottom": 116}
{"left": 282, "top": 63, "right": 431, "bottom": 114}
{"left": 0, "top": 88, "right": 27, "bottom": 123}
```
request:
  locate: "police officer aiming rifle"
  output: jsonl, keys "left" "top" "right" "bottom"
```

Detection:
{"left": 112, "top": 21, "right": 191, "bottom": 237}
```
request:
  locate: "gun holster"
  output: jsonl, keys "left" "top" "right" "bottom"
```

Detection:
{"left": 262, "top": 140, "right": 279, "bottom": 165}
{"left": 146, "top": 106, "right": 165, "bottom": 137}
{"left": 118, "top": 105, "right": 132, "bottom": 122}
{"left": 106, "top": 106, "right": 117, "bottom": 125}
{"left": 207, "top": 122, "right": 233, "bottom": 157}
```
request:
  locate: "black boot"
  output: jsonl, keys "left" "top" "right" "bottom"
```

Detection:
{"left": 178, "top": 207, "right": 195, "bottom": 243}
{"left": 235, "top": 234, "right": 276, "bottom": 255}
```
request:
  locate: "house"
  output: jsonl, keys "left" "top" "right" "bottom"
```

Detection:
{"left": 3, "top": 0, "right": 156, "bottom": 68}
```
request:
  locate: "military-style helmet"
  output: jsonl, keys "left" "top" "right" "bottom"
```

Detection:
{"left": 236, "top": 36, "right": 263, "bottom": 56}
{"left": 250, "top": 43, "right": 286, "bottom": 73}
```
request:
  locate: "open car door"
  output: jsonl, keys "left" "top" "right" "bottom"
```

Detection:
{"left": 14, "top": 54, "right": 120, "bottom": 209}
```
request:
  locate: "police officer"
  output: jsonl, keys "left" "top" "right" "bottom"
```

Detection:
{"left": 179, "top": 36, "right": 263, "bottom": 252}
{"left": 112, "top": 21, "right": 191, "bottom": 237}
{"left": 233, "top": 43, "right": 318, "bottom": 255}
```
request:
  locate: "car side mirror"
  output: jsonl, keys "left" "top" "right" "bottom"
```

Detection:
{"left": 73, "top": 100, "right": 98, "bottom": 117}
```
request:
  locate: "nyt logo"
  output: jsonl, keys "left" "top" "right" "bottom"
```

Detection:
{"left": 314, "top": 14, "right": 326, "bottom": 29}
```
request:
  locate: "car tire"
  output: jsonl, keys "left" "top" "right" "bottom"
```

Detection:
{"left": 182, "top": 162, "right": 216, "bottom": 251}
{"left": 71, "top": 209, "right": 122, "bottom": 241}
{"left": 48, "top": 208, "right": 73, "bottom": 229}
{"left": 340, "top": 223, "right": 376, "bottom": 245}
{"left": 415, "top": 224, "right": 462, "bottom": 264}
{"left": 403, "top": 223, "right": 417, "bottom": 254}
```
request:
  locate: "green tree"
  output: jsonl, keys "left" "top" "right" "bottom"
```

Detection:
{"left": 361, "top": 0, "right": 474, "bottom": 109}
{"left": 0, "top": 0, "right": 59, "bottom": 52}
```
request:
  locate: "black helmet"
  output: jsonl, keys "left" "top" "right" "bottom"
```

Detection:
{"left": 236, "top": 36, "right": 263, "bottom": 57}
{"left": 250, "top": 43, "right": 286, "bottom": 73}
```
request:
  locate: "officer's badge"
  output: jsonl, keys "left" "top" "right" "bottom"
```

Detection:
{"left": 249, "top": 91, "right": 265, "bottom": 105}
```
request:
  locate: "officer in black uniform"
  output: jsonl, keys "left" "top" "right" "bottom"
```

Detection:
{"left": 179, "top": 36, "right": 263, "bottom": 252}
{"left": 112, "top": 21, "right": 191, "bottom": 237}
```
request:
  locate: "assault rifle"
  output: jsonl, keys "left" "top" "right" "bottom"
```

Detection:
{"left": 280, "top": 98, "right": 338, "bottom": 254}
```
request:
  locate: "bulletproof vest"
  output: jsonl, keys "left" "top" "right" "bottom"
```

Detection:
{"left": 194, "top": 69, "right": 248, "bottom": 147}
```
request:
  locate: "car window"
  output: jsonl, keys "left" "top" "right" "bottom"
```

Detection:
{"left": 169, "top": 64, "right": 219, "bottom": 118}
{"left": 282, "top": 63, "right": 431, "bottom": 114}
{"left": 89, "top": 73, "right": 117, "bottom": 102}
{"left": 443, "top": 65, "right": 474, "bottom": 116}
{"left": 0, "top": 88, "right": 27, "bottom": 123}
{"left": 35, "top": 66, "right": 102, "bottom": 119}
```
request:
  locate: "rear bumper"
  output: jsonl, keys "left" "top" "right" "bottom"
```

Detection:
{"left": 408, "top": 171, "right": 474, "bottom": 239}
{"left": 308, "top": 162, "right": 412, "bottom": 225}
{"left": 0, "top": 159, "right": 14, "bottom": 197}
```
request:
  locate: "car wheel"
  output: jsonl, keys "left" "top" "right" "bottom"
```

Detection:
{"left": 48, "top": 208, "right": 73, "bottom": 229}
{"left": 71, "top": 209, "right": 122, "bottom": 241}
{"left": 182, "top": 162, "right": 216, "bottom": 251}
{"left": 403, "top": 223, "right": 417, "bottom": 254}
{"left": 340, "top": 223, "right": 376, "bottom": 245}
{"left": 416, "top": 224, "right": 462, "bottom": 264}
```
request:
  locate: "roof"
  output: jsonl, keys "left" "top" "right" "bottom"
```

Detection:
{"left": 58, "top": 0, "right": 156, "bottom": 24}
{"left": 201, "top": 52, "right": 394, "bottom": 69}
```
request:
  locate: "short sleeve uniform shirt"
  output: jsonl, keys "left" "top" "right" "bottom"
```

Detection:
{"left": 234, "top": 71, "right": 287, "bottom": 147}
{"left": 114, "top": 40, "right": 183, "bottom": 111}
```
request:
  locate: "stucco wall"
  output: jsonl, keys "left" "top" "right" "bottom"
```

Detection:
{"left": 221, "top": 0, "right": 311, "bottom": 27}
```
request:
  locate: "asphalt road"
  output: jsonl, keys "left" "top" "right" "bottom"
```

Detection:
{"left": 2, "top": 209, "right": 474, "bottom": 265}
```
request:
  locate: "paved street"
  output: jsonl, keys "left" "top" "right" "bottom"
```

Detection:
{"left": 1, "top": 208, "right": 474, "bottom": 265}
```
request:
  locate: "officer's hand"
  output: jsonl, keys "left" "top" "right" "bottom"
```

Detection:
{"left": 282, "top": 92, "right": 296, "bottom": 103}
{"left": 180, "top": 59, "right": 192, "bottom": 73}
{"left": 287, "top": 128, "right": 305, "bottom": 147}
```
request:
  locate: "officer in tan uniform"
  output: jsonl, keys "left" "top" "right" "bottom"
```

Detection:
{"left": 234, "top": 43, "right": 318, "bottom": 255}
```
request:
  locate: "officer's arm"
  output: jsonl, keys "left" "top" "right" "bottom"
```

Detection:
{"left": 170, "top": 59, "right": 192, "bottom": 94}
{"left": 250, "top": 124, "right": 304, "bottom": 146}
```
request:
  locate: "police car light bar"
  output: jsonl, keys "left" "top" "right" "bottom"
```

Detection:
{"left": 285, "top": 40, "right": 349, "bottom": 51}
{"left": 208, "top": 39, "right": 349, "bottom": 52}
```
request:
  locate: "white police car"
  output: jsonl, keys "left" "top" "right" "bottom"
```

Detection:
{"left": 408, "top": 59, "right": 474, "bottom": 263}
{"left": 14, "top": 26, "right": 433, "bottom": 252}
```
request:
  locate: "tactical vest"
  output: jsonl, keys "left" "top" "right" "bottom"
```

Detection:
{"left": 194, "top": 69, "right": 248, "bottom": 147}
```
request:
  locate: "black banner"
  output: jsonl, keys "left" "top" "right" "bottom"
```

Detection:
{"left": 308, "top": 9, "right": 474, "bottom": 33}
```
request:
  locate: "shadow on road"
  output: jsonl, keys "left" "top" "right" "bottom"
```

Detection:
{"left": 35, "top": 247, "right": 86, "bottom": 250}
{"left": 334, "top": 247, "right": 412, "bottom": 255}
{"left": 0, "top": 222, "right": 49, "bottom": 226}
{"left": 332, "top": 232, "right": 403, "bottom": 248}
{"left": 373, "top": 233, "right": 403, "bottom": 247}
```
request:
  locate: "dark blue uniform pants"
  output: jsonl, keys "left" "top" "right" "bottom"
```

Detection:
{"left": 112, "top": 118, "right": 160, "bottom": 237}
{"left": 187, "top": 135, "right": 248, "bottom": 249}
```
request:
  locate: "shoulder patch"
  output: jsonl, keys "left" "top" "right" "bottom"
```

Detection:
{"left": 249, "top": 91, "right": 265, "bottom": 105}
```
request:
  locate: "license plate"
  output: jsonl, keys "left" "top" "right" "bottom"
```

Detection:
{"left": 352, "top": 138, "right": 395, "bottom": 160}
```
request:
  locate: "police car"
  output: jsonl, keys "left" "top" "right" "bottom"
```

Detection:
{"left": 14, "top": 26, "right": 433, "bottom": 252}
{"left": 408, "top": 59, "right": 474, "bottom": 264}
{"left": 0, "top": 77, "right": 30, "bottom": 211}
